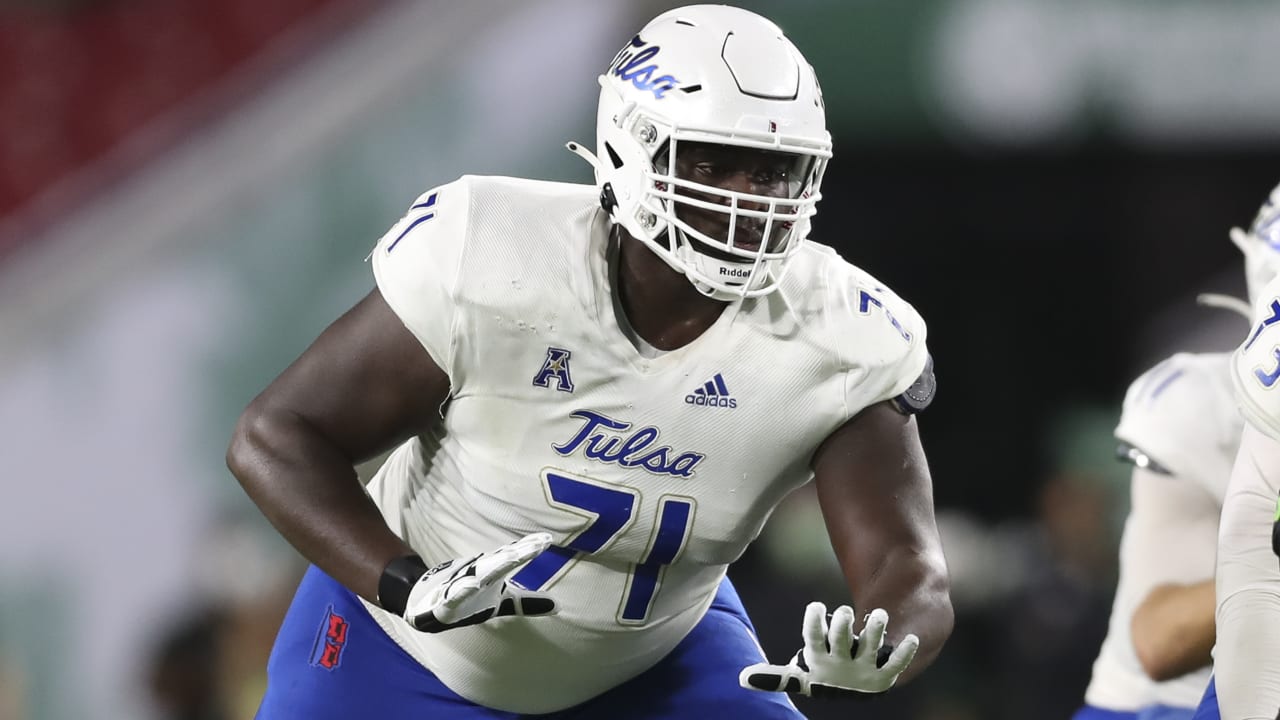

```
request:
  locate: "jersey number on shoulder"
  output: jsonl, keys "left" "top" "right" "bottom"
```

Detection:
{"left": 510, "top": 470, "right": 695, "bottom": 625}
{"left": 385, "top": 192, "right": 439, "bottom": 253}
{"left": 1244, "top": 299, "right": 1280, "bottom": 351}
{"left": 1255, "top": 347, "right": 1280, "bottom": 388}
{"left": 858, "top": 289, "right": 911, "bottom": 342}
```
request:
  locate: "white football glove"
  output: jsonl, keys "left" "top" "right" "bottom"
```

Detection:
{"left": 740, "top": 602, "right": 919, "bottom": 697}
{"left": 402, "top": 532, "right": 558, "bottom": 633}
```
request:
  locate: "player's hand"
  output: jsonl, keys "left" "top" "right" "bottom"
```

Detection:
{"left": 403, "top": 532, "right": 558, "bottom": 632}
{"left": 739, "top": 601, "right": 919, "bottom": 697}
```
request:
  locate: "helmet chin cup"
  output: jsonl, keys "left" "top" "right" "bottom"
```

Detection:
{"left": 670, "top": 228, "right": 790, "bottom": 300}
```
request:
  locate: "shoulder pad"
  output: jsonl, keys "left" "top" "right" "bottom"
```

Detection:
{"left": 1114, "top": 352, "right": 1241, "bottom": 500}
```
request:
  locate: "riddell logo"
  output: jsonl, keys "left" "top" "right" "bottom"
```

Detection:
{"left": 685, "top": 373, "right": 737, "bottom": 409}
{"left": 719, "top": 266, "right": 750, "bottom": 278}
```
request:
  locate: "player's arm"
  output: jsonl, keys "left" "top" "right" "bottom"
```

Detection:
{"left": 1121, "top": 464, "right": 1219, "bottom": 682}
{"left": 809, "top": 400, "right": 954, "bottom": 686}
{"left": 1213, "top": 424, "right": 1280, "bottom": 719}
{"left": 226, "top": 288, "right": 449, "bottom": 604}
{"left": 1130, "top": 579, "right": 1215, "bottom": 681}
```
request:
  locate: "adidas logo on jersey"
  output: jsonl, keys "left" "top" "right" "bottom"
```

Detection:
{"left": 685, "top": 373, "right": 737, "bottom": 409}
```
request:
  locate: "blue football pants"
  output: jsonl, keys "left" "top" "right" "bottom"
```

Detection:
{"left": 255, "top": 565, "right": 804, "bottom": 719}
{"left": 1189, "top": 676, "right": 1219, "bottom": 720}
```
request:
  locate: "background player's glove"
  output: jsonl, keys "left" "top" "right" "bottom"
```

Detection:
{"left": 380, "top": 532, "right": 558, "bottom": 633}
{"left": 739, "top": 601, "right": 919, "bottom": 697}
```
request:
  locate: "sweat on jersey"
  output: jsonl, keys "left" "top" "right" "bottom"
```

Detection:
{"left": 358, "top": 175, "right": 931, "bottom": 713}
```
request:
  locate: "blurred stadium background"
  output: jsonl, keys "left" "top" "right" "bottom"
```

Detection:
{"left": 2, "top": 0, "right": 1279, "bottom": 718}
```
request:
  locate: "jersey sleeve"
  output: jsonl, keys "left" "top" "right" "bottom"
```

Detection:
{"left": 1232, "top": 275, "right": 1280, "bottom": 442}
{"left": 1213, "top": 424, "right": 1280, "bottom": 718}
{"left": 369, "top": 178, "right": 472, "bottom": 376}
{"left": 1114, "top": 352, "right": 1240, "bottom": 502}
{"left": 1116, "top": 464, "right": 1220, "bottom": 609}
{"left": 833, "top": 276, "right": 931, "bottom": 419}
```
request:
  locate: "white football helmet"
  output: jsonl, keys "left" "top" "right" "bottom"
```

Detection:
{"left": 568, "top": 4, "right": 832, "bottom": 300}
{"left": 1233, "top": 181, "right": 1280, "bottom": 305}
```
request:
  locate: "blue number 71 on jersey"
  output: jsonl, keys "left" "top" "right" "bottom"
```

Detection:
{"left": 510, "top": 471, "right": 695, "bottom": 625}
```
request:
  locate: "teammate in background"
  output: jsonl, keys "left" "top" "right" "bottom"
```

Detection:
{"left": 1068, "top": 191, "right": 1280, "bottom": 720}
{"left": 226, "top": 5, "right": 952, "bottom": 718}
{"left": 1192, "top": 182, "right": 1280, "bottom": 720}
{"left": 1070, "top": 189, "right": 1280, "bottom": 720}
{"left": 1070, "top": 262, "right": 1246, "bottom": 718}
{"left": 1069, "top": 350, "right": 1239, "bottom": 720}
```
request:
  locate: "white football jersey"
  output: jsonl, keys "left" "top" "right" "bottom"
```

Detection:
{"left": 1214, "top": 276, "right": 1280, "bottom": 718}
{"left": 1085, "top": 352, "right": 1241, "bottom": 711}
{"left": 1115, "top": 352, "right": 1241, "bottom": 504}
{"left": 360, "top": 175, "right": 930, "bottom": 713}
{"left": 1233, "top": 274, "right": 1280, "bottom": 442}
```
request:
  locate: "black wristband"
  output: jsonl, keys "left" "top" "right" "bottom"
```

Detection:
{"left": 378, "top": 554, "right": 430, "bottom": 617}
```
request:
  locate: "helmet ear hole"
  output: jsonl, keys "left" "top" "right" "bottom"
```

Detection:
{"left": 604, "top": 143, "right": 624, "bottom": 170}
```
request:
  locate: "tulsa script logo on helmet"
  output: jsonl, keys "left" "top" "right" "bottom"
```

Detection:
{"left": 608, "top": 36, "right": 681, "bottom": 99}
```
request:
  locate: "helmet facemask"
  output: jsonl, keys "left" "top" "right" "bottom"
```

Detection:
{"left": 642, "top": 127, "right": 828, "bottom": 300}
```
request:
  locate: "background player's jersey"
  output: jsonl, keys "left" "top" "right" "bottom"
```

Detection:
{"left": 1116, "top": 353, "right": 1240, "bottom": 504}
{"left": 1233, "top": 274, "right": 1280, "bottom": 443}
{"left": 1084, "top": 352, "right": 1241, "bottom": 711}
{"left": 1213, "top": 275, "right": 1280, "bottom": 718}
{"left": 360, "top": 175, "right": 930, "bottom": 713}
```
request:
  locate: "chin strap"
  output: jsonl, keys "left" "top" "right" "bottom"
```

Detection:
{"left": 565, "top": 141, "right": 599, "bottom": 171}
{"left": 1196, "top": 292, "right": 1251, "bottom": 320}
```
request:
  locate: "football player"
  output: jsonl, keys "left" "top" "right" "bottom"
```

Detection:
{"left": 1071, "top": 226, "right": 1255, "bottom": 718}
{"left": 228, "top": 5, "right": 953, "bottom": 718}
{"left": 1071, "top": 356, "right": 1239, "bottom": 720}
{"left": 1191, "top": 181, "right": 1280, "bottom": 720}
